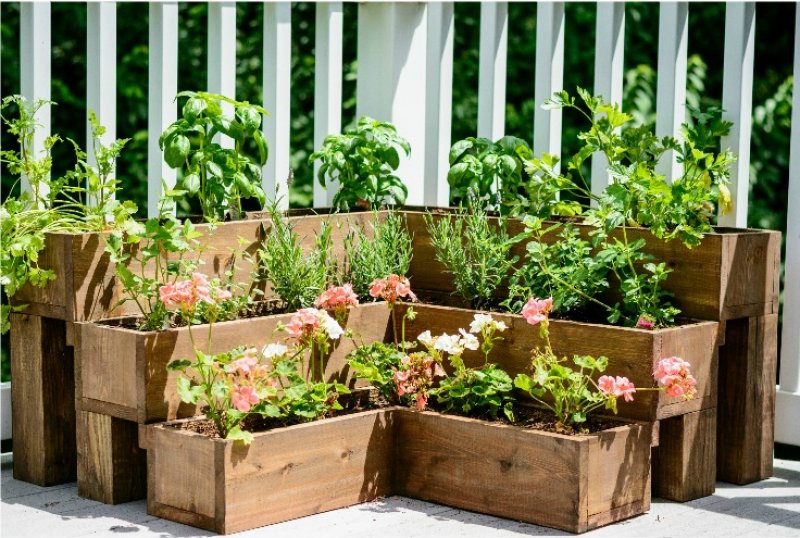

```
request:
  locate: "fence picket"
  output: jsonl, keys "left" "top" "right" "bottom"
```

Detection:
{"left": 477, "top": 2, "right": 507, "bottom": 141}
{"left": 533, "top": 2, "right": 565, "bottom": 172}
{"left": 263, "top": 2, "right": 292, "bottom": 209}
{"left": 207, "top": 2, "right": 237, "bottom": 150}
{"left": 146, "top": 2, "right": 178, "bottom": 217}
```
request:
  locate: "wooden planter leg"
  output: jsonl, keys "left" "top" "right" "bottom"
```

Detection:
{"left": 652, "top": 407, "right": 717, "bottom": 502}
{"left": 10, "top": 314, "right": 77, "bottom": 486}
{"left": 76, "top": 410, "right": 147, "bottom": 504}
{"left": 717, "top": 314, "right": 777, "bottom": 484}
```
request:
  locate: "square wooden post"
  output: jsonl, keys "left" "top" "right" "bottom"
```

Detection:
{"left": 653, "top": 407, "right": 717, "bottom": 502}
{"left": 717, "top": 314, "right": 777, "bottom": 483}
{"left": 10, "top": 313, "right": 76, "bottom": 485}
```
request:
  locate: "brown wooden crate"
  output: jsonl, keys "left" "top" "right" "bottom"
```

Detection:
{"left": 404, "top": 211, "right": 780, "bottom": 321}
{"left": 652, "top": 407, "right": 717, "bottom": 501}
{"left": 717, "top": 314, "right": 777, "bottom": 484}
{"left": 397, "top": 303, "right": 718, "bottom": 422}
{"left": 10, "top": 314, "right": 76, "bottom": 486}
{"left": 145, "top": 409, "right": 394, "bottom": 534}
{"left": 76, "top": 410, "right": 146, "bottom": 504}
{"left": 77, "top": 302, "right": 393, "bottom": 423}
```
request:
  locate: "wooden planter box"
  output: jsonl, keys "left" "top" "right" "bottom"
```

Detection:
{"left": 139, "top": 408, "right": 395, "bottom": 534}
{"left": 394, "top": 409, "right": 652, "bottom": 534}
{"left": 12, "top": 211, "right": 374, "bottom": 323}
{"left": 76, "top": 302, "right": 393, "bottom": 423}
{"left": 141, "top": 407, "right": 650, "bottom": 534}
{"left": 398, "top": 304, "right": 719, "bottom": 423}
{"left": 404, "top": 211, "right": 780, "bottom": 321}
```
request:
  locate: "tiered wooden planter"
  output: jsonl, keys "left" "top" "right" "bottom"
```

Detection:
{"left": 8, "top": 211, "right": 374, "bottom": 488}
{"left": 405, "top": 210, "right": 781, "bottom": 488}
{"left": 75, "top": 301, "right": 391, "bottom": 503}
{"left": 141, "top": 407, "right": 652, "bottom": 534}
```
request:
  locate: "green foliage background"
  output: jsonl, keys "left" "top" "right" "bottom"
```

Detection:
{"left": 0, "top": 2, "right": 795, "bottom": 380}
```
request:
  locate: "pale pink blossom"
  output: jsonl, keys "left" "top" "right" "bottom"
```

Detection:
{"left": 598, "top": 375, "right": 637, "bottom": 403}
{"left": 653, "top": 357, "right": 697, "bottom": 400}
{"left": 285, "top": 308, "right": 322, "bottom": 340}
{"left": 522, "top": 297, "right": 553, "bottom": 326}
{"left": 159, "top": 272, "right": 231, "bottom": 311}
{"left": 314, "top": 284, "right": 359, "bottom": 312}
{"left": 231, "top": 384, "right": 260, "bottom": 412}
{"left": 369, "top": 274, "right": 417, "bottom": 304}
{"left": 227, "top": 348, "right": 260, "bottom": 376}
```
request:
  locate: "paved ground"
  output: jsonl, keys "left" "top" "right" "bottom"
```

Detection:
{"left": 2, "top": 459, "right": 799, "bottom": 538}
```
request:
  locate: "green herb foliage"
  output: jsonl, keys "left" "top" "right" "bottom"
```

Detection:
{"left": 345, "top": 341, "right": 405, "bottom": 401}
{"left": 159, "top": 91, "right": 269, "bottom": 221}
{"left": 434, "top": 363, "right": 515, "bottom": 421}
{"left": 344, "top": 211, "right": 412, "bottom": 298}
{"left": 310, "top": 116, "right": 410, "bottom": 209}
{"left": 255, "top": 204, "right": 336, "bottom": 311}
{"left": 425, "top": 199, "right": 520, "bottom": 310}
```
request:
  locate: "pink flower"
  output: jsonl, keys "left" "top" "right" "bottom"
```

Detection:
{"left": 231, "top": 384, "right": 260, "bottom": 412}
{"left": 159, "top": 272, "right": 231, "bottom": 312}
{"left": 416, "top": 393, "right": 428, "bottom": 411}
{"left": 653, "top": 357, "right": 697, "bottom": 400}
{"left": 285, "top": 308, "right": 322, "bottom": 340}
{"left": 159, "top": 284, "right": 178, "bottom": 308}
{"left": 216, "top": 288, "right": 233, "bottom": 301}
{"left": 369, "top": 274, "right": 417, "bottom": 304}
{"left": 636, "top": 316, "right": 655, "bottom": 330}
{"left": 315, "top": 284, "right": 359, "bottom": 312}
{"left": 521, "top": 297, "right": 553, "bottom": 326}
{"left": 598, "top": 375, "right": 636, "bottom": 402}
{"left": 227, "top": 348, "right": 260, "bottom": 377}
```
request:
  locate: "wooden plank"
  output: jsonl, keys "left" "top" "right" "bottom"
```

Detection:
{"left": 533, "top": 2, "right": 565, "bottom": 170}
{"left": 655, "top": 2, "right": 688, "bottom": 183}
{"left": 312, "top": 2, "right": 343, "bottom": 208}
{"left": 86, "top": 2, "right": 117, "bottom": 199}
{"left": 652, "top": 407, "right": 717, "bottom": 502}
{"left": 10, "top": 314, "right": 76, "bottom": 486}
{"left": 10, "top": 232, "right": 68, "bottom": 317}
{"left": 263, "top": 2, "right": 291, "bottom": 208}
{"left": 76, "top": 410, "right": 146, "bottom": 504}
{"left": 777, "top": 5, "right": 800, "bottom": 447}
{"left": 20, "top": 2, "right": 51, "bottom": 203}
{"left": 718, "top": 2, "right": 755, "bottom": 227}
{"left": 147, "top": 1, "right": 178, "bottom": 217}
{"left": 717, "top": 314, "right": 777, "bottom": 483}
{"left": 477, "top": 2, "right": 508, "bottom": 140}
{"left": 424, "top": 2, "right": 454, "bottom": 206}
{"left": 591, "top": 2, "right": 625, "bottom": 198}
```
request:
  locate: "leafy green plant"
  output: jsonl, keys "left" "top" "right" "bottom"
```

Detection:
{"left": 425, "top": 199, "right": 520, "bottom": 309}
{"left": 344, "top": 211, "right": 412, "bottom": 298}
{"left": 309, "top": 116, "right": 410, "bottom": 209}
{"left": 505, "top": 217, "right": 611, "bottom": 316}
{"left": 0, "top": 96, "right": 137, "bottom": 333}
{"left": 447, "top": 135, "right": 533, "bottom": 214}
{"left": 513, "top": 298, "right": 632, "bottom": 429}
{"left": 159, "top": 91, "right": 269, "bottom": 221}
{"left": 435, "top": 363, "right": 515, "bottom": 420}
{"left": 105, "top": 214, "right": 204, "bottom": 330}
{"left": 346, "top": 341, "right": 405, "bottom": 401}
{"left": 254, "top": 204, "right": 336, "bottom": 311}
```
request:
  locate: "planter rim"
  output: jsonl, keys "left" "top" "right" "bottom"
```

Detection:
{"left": 77, "top": 301, "right": 388, "bottom": 336}
{"left": 402, "top": 302, "right": 718, "bottom": 333}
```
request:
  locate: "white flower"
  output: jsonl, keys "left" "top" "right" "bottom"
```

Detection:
{"left": 469, "top": 313, "right": 493, "bottom": 334}
{"left": 434, "top": 333, "right": 464, "bottom": 355}
{"left": 494, "top": 320, "right": 508, "bottom": 332}
{"left": 417, "top": 330, "right": 434, "bottom": 346}
{"left": 322, "top": 313, "right": 344, "bottom": 340}
{"left": 459, "top": 329, "right": 480, "bottom": 351}
{"left": 262, "top": 342, "right": 288, "bottom": 359}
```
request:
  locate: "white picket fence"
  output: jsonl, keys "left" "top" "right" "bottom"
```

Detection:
{"left": 6, "top": 1, "right": 800, "bottom": 447}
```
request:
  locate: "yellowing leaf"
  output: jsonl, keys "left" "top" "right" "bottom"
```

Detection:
{"left": 719, "top": 183, "right": 732, "bottom": 215}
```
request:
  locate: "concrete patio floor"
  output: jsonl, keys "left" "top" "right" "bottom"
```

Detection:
{"left": 2, "top": 459, "right": 799, "bottom": 538}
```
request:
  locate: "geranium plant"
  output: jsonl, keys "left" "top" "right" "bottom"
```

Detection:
{"left": 513, "top": 297, "right": 697, "bottom": 431}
